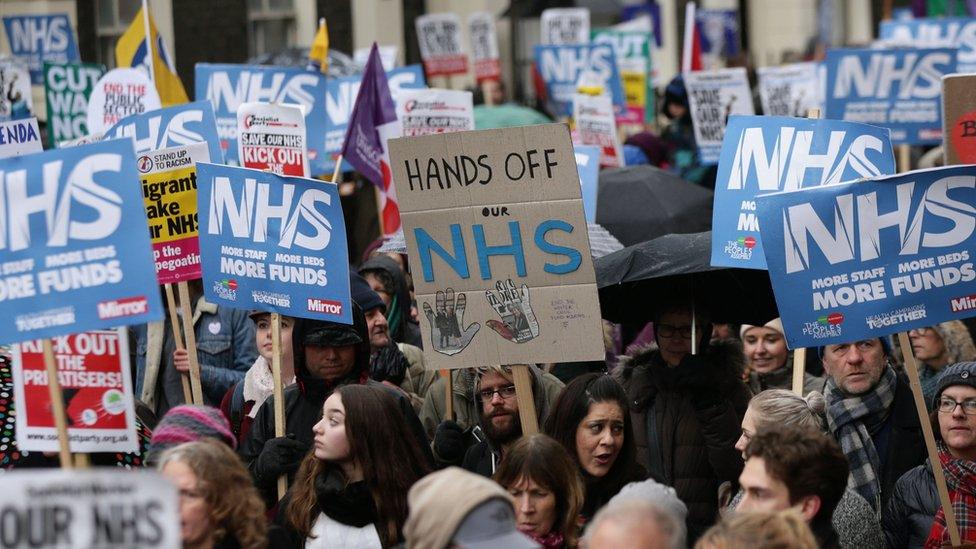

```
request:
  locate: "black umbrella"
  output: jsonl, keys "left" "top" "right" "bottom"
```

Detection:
{"left": 596, "top": 231, "right": 779, "bottom": 325}
{"left": 595, "top": 165, "right": 713, "bottom": 247}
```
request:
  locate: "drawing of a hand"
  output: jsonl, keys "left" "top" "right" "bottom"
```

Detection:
{"left": 423, "top": 288, "right": 480, "bottom": 356}
{"left": 485, "top": 279, "right": 539, "bottom": 343}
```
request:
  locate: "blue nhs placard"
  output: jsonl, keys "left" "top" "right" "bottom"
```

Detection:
{"left": 757, "top": 165, "right": 976, "bottom": 349}
{"left": 534, "top": 44, "right": 625, "bottom": 118}
{"left": 103, "top": 100, "right": 223, "bottom": 164}
{"left": 0, "top": 138, "right": 163, "bottom": 345}
{"left": 3, "top": 14, "right": 79, "bottom": 84}
{"left": 196, "top": 163, "right": 352, "bottom": 324}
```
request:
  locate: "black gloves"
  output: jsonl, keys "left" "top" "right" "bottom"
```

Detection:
{"left": 432, "top": 420, "right": 466, "bottom": 465}
{"left": 370, "top": 344, "right": 409, "bottom": 386}
{"left": 255, "top": 433, "right": 309, "bottom": 481}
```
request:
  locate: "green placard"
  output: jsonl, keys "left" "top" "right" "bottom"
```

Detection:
{"left": 43, "top": 61, "right": 105, "bottom": 148}
{"left": 590, "top": 29, "right": 654, "bottom": 124}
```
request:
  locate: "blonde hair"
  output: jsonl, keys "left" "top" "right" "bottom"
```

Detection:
{"left": 748, "top": 389, "right": 826, "bottom": 432}
{"left": 695, "top": 510, "right": 817, "bottom": 549}
{"left": 158, "top": 440, "right": 267, "bottom": 549}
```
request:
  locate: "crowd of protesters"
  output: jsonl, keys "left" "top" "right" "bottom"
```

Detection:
{"left": 3, "top": 238, "right": 974, "bottom": 549}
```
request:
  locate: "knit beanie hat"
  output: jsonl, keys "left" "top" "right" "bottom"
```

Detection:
{"left": 403, "top": 467, "right": 515, "bottom": 549}
{"left": 740, "top": 318, "right": 785, "bottom": 340}
{"left": 933, "top": 362, "right": 976, "bottom": 407}
{"left": 146, "top": 405, "right": 236, "bottom": 463}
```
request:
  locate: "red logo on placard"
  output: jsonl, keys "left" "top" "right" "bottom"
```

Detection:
{"left": 951, "top": 110, "right": 976, "bottom": 162}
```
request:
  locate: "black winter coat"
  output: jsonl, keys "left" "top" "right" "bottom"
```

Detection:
{"left": 883, "top": 461, "right": 937, "bottom": 549}
{"left": 613, "top": 341, "right": 751, "bottom": 542}
{"left": 875, "top": 374, "right": 927, "bottom": 511}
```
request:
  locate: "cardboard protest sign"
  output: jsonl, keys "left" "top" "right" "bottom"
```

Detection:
{"left": 354, "top": 45, "right": 398, "bottom": 71}
{"left": 416, "top": 13, "right": 469, "bottom": 77}
{"left": 86, "top": 68, "right": 162, "bottom": 135}
{"left": 0, "top": 469, "right": 180, "bottom": 548}
{"left": 469, "top": 12, "right": 501, "bottom": 82}
{"left": 757, "top": 62, "right": 823, "bottom": 117}
{"left": 534, "top": 44, "right": 625, "bottom": 118}
{"left": 324, "top": 65, "right": 425, "bottom": 173}
{"left": 711, "top": 115, "right": 895, "bottom": 270}
{"left": 195, "top": 63, "right": 326, "bottom": 173}
{"left": 573, "top": 94, "right": 624, "bottom": 168}
{"left": 139, "top": 142, "right": 210, "bottom": 284}
{"left": 197, "top": 163, "right": 352, "bottom": 324}
{"left": 825, "top": 48, "right": 955, "bottom": 145}
{"left": 0, "top": 139, "right": 163, "bottom": 345}
{"left": 591, "top": 29, "right": 654, "bottom": 125}
{"left": 942, "top": 74, "right": 976, "bottom": 165}
{"left": 236, "top": 102, "right": 308, "bottom": 177}
{"left": 389, "top": 124, "right": 605, "bottom": 369}
{"left": 103, "top": 100, "right": 223, "bottom": 164}
{"left": 2, "top": 14, "right": 80, "bottom": 85}
{"left": 396, "top": 88, "right": 474, "bottom": 136}
{"left": 0, "top": 57, "right": 33, "bottom": 121}
{"left": 541, "top": 8, "right": 590, "bottom": 45}
{"left": 0, "top": 117, "right": 42, "bottom": 159}
{"left": 756, "top": 165, "right": 976, "bottom": 349}
{"left": 575, "top": 144, "right": 600, "bottom": 223}
{"left": 11, "top": 328, "right": 138, "bottom": 453}
{"left": 684, "top": 67, "right": 754, "bottom": 164}
{"left": 880, "top": 17, "right": 976, "bottom": 72}
{"left": 695, "top": 9, "right": 740, "bottom": 69}
{"left": 44, "top": 61, "right": 105, "bottom": 147}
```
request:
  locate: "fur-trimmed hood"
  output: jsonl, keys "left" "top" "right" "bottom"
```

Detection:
{"left": 932, "top": 320, "right": 976, "bottom": 364}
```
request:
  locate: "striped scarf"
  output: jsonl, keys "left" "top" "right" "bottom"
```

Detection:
{"left": 925, "top": 442, "right": 976, "bottom": 548}
{"left": 825, "top": 367, "right": 898, "bottom": 514}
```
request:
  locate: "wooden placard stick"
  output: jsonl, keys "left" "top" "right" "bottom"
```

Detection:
{"left": 481, "top": 80, "right": 496, "bottom": 106}
{"left": 164, "top": 283, "right": 192, "bottom": 402}
{"left": 897, "top": 332, "right": 961, "bottom": 546}
{"left": 443, "top": 369, "right": 454, "bottom": 421}
{"left": 898, "top": 144, "right": 911, "bottom": 173}
{"left": 177, "top": 282, "right": 205, "bottom": 405}
{"left": 271, "top": 312, "right": 288, "bottom": 500}
{"left": 792, "top": 107, "right": 822, "bottom": 395}
{"left": 329, "top": 154, "right": 343, "bottom": 184}
{"left": 42, "top": 340, "right": 72, "bottom": 469}
{"left": 512, "top": 365, "right": 538, "bottom": 435}
{"left": 74, "top": 453, "right": 90, "bottom": 468}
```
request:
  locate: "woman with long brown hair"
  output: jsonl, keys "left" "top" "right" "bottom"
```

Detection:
{"left": 494, "top": 434, "right": 584, "bottom": 548}
{"left": 278, "top": 384, "right": 430, "bottom": 548}
{"left": 158, "top": 439, "right": 268, "bottom": 549}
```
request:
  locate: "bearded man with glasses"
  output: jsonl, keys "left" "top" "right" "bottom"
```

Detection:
{"left": 884, "top": 362, "right": 976, "bottom": 548}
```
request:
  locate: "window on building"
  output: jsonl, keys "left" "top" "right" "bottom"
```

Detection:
{"left": 247, "top": 0, "right": 297, "bottom": 57}
{"left": 95, "top": 0, "right": 141, "bottom": 69}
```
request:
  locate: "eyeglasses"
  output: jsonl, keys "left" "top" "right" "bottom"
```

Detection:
{"left": 938, "top": 397, "right": 976, "bottom": 415}
{"left": 479, "top": 385, "right": 517, "bottom": 400}
{"left": 657, "top": 323, "right": 693, "bottom": 339}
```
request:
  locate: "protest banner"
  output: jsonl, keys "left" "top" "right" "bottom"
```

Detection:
{"left": 573, "top": 94, "right": 624, "bottom": 168}
{"left": 468, "top": 12, "right": 502, "bottom": 84}
{"left": 880, "top": 17, "right": 976, "bottom": 72}
{"left": 44, "top": 61, "right": 105, "bottom": 147}
{"left": 534, "top": 44, "right": 625, "bottom": 118}
{"left": 0, "top": 57, "right": 33, "bottom": 121}
{"left": 389, "top": 124, "right": 605, "bottom": 370}
{"left": 395, "top": 88, "right": 473, "bottom": 136}
{"left": 711, "top": 115, "right": 896, "bottom": 270}
{"left": 237, "top": 102, "right": 308, "bottom": 177}
{"left": 0, "top": 138, "right": 163, "bottom": 345}
{"left": 824, "top": 47, "right": 956, "bottom": 145}
{"left": 324, "top": 65, "right": 425, "bottom": 174}
{"left": 2, "top": 14, "right": 79, "bottom": 85}
{"left": 86, "top": 68, "right": 162, "bottom": 135}
{"left": 574, "top": 144, "right": 600, "bottom": 223}
{"left": 196, "top": 163, "right": 352, "bottom": 325}
{"left": 591, "top": 29, "right": 654, "bottom": 125}
{"left": 139, "top": 142, "right": 210, "bottom": 285}
{"left": 695, "top": 9, "right": 740, "bottom": 70}
{"left": 0, "top": 117, "right": 42, "bottom": 159}
{"left": 757, "top": 62, "right": 823, "bottom": 117}
{"left": 11, "top": 328, "right": 138, "bottom": 453}
{"left": 942, "top": 73, "right": 976, "bottom": 165}
{"left": 684, "top": 67, "right": 754, "bottom": 164}
{"left": 540, "top": 8, "right": 590, "bottom": 45}
{"left": 103, "top": 100, "right": 223, "bottom": 165}
{"left": 415, "top": 13, "right": 469, "bottom": 78}
{"left": 755, "top": 164, "right": 976, "bottom": 349}
{"left": 0, "top": 469, "right": 180, "bottom": 548}
{"left": 354, "top": 45, "right": 398, "bottom": 71}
